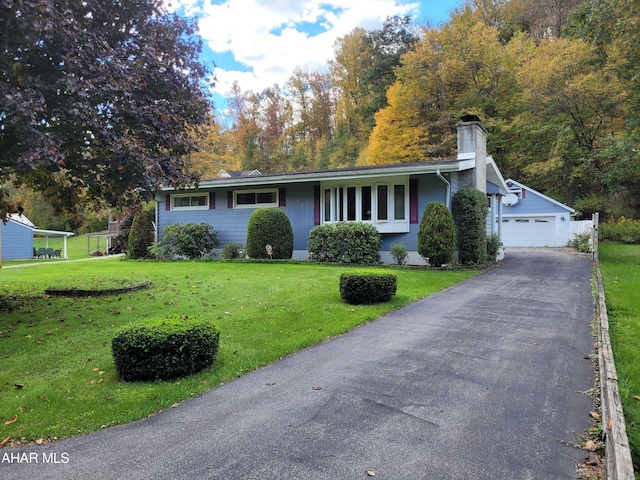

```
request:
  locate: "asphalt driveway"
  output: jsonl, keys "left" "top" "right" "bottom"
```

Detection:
{"left": 1, "top": 248, "right": 596, "bottom": 480}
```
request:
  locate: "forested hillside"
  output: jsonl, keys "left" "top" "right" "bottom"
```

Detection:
{"left": 191, "top": 0, "right": 639, "bottom": 220}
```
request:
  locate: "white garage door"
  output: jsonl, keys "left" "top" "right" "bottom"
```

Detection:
{"left": 501, "top": 216, "right": 556, "bottom": 247}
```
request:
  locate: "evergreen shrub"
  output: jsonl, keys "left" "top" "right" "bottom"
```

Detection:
{"left": 339, "top": 271, "right": 397, "bottom": 304}
{"left": 112, "top": 316, "right": 220, "bottom": 382}
{"left": 162, "top": 222, "right": 219, "bottom": 259}
{"left": 308, "top": 222, "right": 381, "bottom": 264}
{"left": 246, "top": 208, "right": 294, "bottom": 259}
{"left": 452, "top": 189, "right": 488, "bottom": 264}
{"left": 389, "top": 243, "right": 408, "bottom": 265}
{"left": 221, "top": 244, "right": 246, "bottom": 259}
{"left": 417, "top": 202, "right": 456, "bottom": 266}
{"left": 128, "top": 211, "right": 155, "bottom": 259}
{"left": 486, "top": 233, "right": 503, "bottom": 260}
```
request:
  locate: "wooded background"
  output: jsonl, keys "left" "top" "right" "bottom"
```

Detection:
{"left": 190, "top": 0, "right": 639, "bottom": 221}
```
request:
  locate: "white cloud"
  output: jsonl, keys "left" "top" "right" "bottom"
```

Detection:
{"left": 185, "top": 0, "right": 421, "bottom": 97}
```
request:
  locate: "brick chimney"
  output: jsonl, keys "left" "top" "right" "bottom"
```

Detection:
{"left": 457, "top": 115, "right": 487, "bottom": 193}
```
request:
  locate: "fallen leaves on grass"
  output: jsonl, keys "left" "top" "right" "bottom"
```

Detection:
{"left": 4, "top": 415, "right": 17, "bottom": 426}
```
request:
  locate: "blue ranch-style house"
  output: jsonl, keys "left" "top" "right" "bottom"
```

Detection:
{"left": 156, "top": 119, "right": 508, "bottom": 265}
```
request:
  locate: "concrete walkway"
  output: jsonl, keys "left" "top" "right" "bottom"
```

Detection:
{"left": 1, "top": 248, "right": 596, "bottom": 480}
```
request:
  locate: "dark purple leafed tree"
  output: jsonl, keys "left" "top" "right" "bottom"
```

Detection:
{"left": 0, "top": 0, "right": 214, "bottom": 216}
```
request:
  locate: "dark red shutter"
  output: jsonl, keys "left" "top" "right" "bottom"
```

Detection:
{"left": 279, "top": 188, "right": 286, "bottom": 207}
{"left": 209, "top": 192, "right": 215, "bottom": 209}
{"left": 313, "top": 185, "right": 320, "bottom": 225}
{"left": 227, "top": 191, "right": 233, "bottom": 208}
{"left": 410, "top": 179, "right": 419, "bottom": 224}
{"left": 165, "top": 195, "right": 171, "bottom": 211}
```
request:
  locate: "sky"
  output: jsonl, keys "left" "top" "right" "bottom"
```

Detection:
{"left": 165, "top": 0, "right": 463, "bottom": 111}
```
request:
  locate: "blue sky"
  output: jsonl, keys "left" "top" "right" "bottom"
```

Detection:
{"left": 165, "top": 0, "right": 463, "bottom": 111}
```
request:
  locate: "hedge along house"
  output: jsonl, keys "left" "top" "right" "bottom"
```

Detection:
{"left": 156, "top": 118, "right": 508, "bottom": 265}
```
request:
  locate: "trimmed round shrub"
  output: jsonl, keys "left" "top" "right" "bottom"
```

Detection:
{"left": 161, "top": 222, "right": 220, "bottom": 259}
{"left": 246, "top": 208, "right": 294, "bottom": 259}
{"left": 112, "top": 316, "right": 220, "bottom": 382}
{"left": 339, "top": 271, "right": 397, "bottom": 304}
{"left": 417, "top": 202, "right": 456, "bottom": 266}
{"left": 128, "top": 210, "right": 155, "bottom": 259}
{"left": 452, "top": 188, "right": 488, "bottom": 264}
{"left": 308, "top": 222, "right": 381, "bottom": 264}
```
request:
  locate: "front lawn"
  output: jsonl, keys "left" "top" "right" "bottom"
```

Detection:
{"left": 0, "top": 258, "right": 476, "bottom": 445}
{"left": 599, "top": 244, "right": 640, "bottom": 472}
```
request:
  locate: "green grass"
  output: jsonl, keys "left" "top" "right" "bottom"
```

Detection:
{"left": 0, "top": 258, "right": 476, "bottom": 445}
{"left": 599, "top": 244, "right": 640, "bottom": 473}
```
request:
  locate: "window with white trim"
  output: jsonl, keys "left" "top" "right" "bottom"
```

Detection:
{"left": 233, "top": 188, "right": 279, "bottom": 208}
{"left": 321, "top": 177, "right": 409, "bottom": 233}
{"left": 172, "top": 193, "right": 209, "bottom": 210}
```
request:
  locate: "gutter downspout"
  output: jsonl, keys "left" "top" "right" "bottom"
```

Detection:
{"left": 437, "top": 169, "right": 451, "bottom": 209}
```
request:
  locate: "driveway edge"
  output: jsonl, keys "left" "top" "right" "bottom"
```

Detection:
{"left": 595, "top": 260, "right": 635, "bottom": 479}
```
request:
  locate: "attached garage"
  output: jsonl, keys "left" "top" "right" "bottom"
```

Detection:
{"left": 501, "top": 216, "right": 557, "bottom": 247}
{"left": 497, "top": 180, "right": 575, "bottom": 248}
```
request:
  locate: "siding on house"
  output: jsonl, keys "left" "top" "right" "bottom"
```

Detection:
{"left": 501, "top": 189, "right": 570, "bottom": 216}
{"left": 1, "top": 220, "right": 33, "bottom": 260}
{"left": 159, "top": 183, "right": 318, "bottom": 251}
{"left": 159, "top": 174, "right": 449, "bottom": 254}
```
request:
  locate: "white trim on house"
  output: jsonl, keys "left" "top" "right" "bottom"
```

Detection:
{"left": 233, "top": 188, "right": 279, "bottom": 209}
{"left": 170, "top": 192, "right": 210, "bottom": 210}
{"left": 320, "top": 176, "right": 410, "bottom": 233}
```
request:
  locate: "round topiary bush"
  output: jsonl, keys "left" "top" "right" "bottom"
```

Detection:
{"left": 339, "top": 271, "right": 397, "bottom": 304}
{"left": 112, "top": 316, "right": 220, "bottom": 382}
{"left": 452, "top": 188, "right": 488, "bottom": 264}
{"left": 417, "top": 201, "right": 456, "bottom": 266}
{"left": 246, "top": 208, "right": 294, "bottom": 259}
